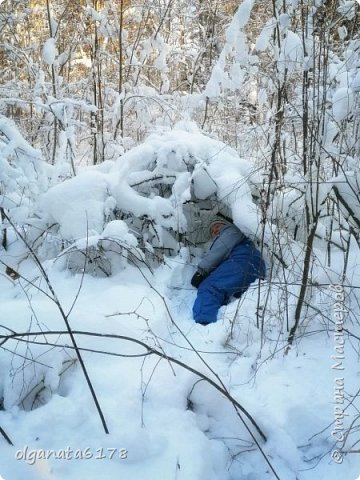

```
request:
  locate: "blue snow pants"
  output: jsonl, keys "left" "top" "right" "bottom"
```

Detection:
{"left": 193, "top": 240, "right": 266, "bottom": 325}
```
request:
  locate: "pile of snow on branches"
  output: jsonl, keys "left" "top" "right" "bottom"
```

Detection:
{"left": 37, "top": 123, "right": 262, "bottom": 275}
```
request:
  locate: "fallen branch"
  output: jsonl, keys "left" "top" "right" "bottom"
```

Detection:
{"left": 1, "top": 211, "right": 109, "bottom": 435}
{"left": 0, "top": 426, "right": 14, "bottom": 446}
{"left": 0, "top": 328, "right": 266, "bottom": 441}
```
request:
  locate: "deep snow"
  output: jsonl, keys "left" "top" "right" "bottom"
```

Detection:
{"left": 0, "top": 244, "right": 359, "bottom": 480}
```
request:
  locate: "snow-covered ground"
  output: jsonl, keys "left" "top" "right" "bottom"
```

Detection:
{"left": 0, "top": 120, "right": 359, "bottom": 480}
{"left": 0, "top": 247, "right": 359, "bottom": 480}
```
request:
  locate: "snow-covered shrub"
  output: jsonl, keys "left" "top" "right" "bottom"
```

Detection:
{"left": 54, "top": 221, "right": 143, "bottom": 277}
{"left": 0, "top": 114, "right": 52, "bottom": 275}
{"left": 0, "top": 115, "right": 49, "bottom": 244}
{"left": 37, "top": 123, "right": 263, "bottom": 274}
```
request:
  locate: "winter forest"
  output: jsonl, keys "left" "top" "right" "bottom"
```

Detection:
{"left": 0, "top": 0, "right": 360, "bottom": 479}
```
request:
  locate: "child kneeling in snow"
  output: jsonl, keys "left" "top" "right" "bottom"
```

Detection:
{"left": 191, "top": 215, "right": 265, "bottom": 326}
